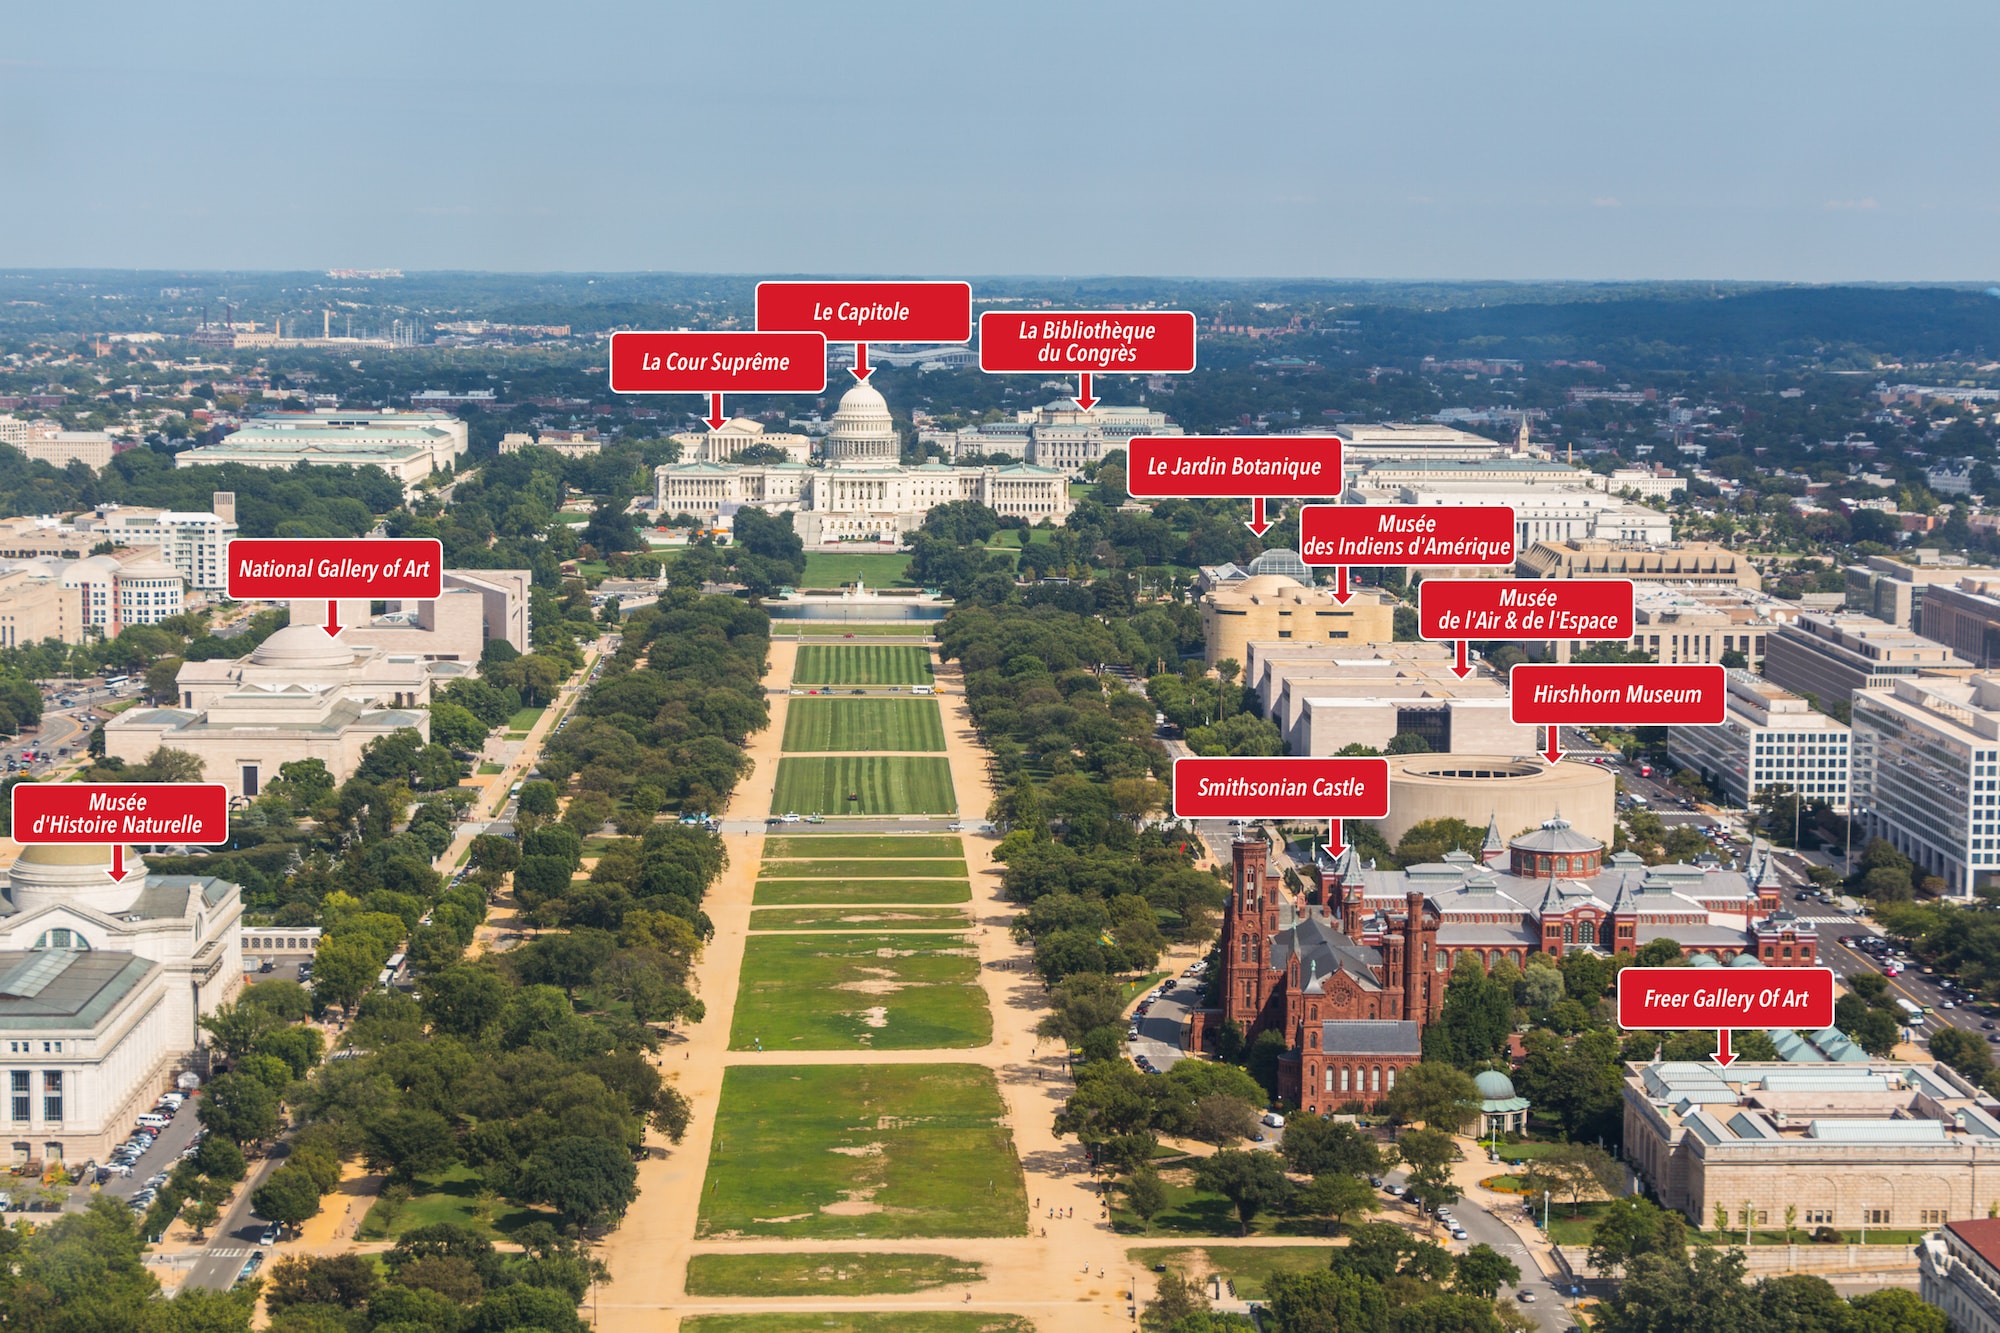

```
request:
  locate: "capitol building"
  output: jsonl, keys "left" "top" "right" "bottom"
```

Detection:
{"left": 657, "top": 379, "right": 1072, "bottom": 544}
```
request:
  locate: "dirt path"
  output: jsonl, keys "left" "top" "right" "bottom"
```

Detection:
{"left": 596, "top": 642, "right": 1156, "bottom": 1332}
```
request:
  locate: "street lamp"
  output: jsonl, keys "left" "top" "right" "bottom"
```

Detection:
{"left": 1543, "top": 1189, "right": 1551, "bottom": 1232}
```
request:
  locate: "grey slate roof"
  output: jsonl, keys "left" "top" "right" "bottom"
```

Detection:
{"left": 0, "top": 951, "right": 154, "bottom": 1028}
{"left": 1318, "top": 1019, "right": 1422, "bottom": 1056}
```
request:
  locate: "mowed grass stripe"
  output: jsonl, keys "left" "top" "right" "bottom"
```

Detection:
{"left": 684, "top": 1315, "right": 1033, "bottom": 1333}
{"left": 683, "top": 1252, "right": 984, "bottom": 1297}
{"left": 758, "top": 859, "right": 970, "bottom": 879}
{"left": 793, "top": 644, "right": 934, "bottom": 686}
{"left": 771, "top": 757, "right": 956, "bottom": 816}
{"left": 765, "top": 835, "right": 964, "bottom": 859}
{"left": 729, "top": 932, "right": 990, "bottom": 1050}
{"left": 698, "top": 1064, "right": 1026, "bottom": 1239}
{"left": 781, "top": 698, "right": 946, "bottom": 752}
{"left": 754, "top": 879, "right": 972, "bottom": 905}
{"left": 749, "top": 907, "right": 970, "bottom": 931}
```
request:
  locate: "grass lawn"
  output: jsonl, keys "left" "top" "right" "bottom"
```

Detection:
{"left": 766, "top": 835, "right": 964, "bottom": 858}
{"left": 698, "top": 1064, "right": 1026, "bottom": 1240}
{"left": 793, "top": 645, "right": 934, "bottom": 686}
{"left": 682, "top": 1317, "right": 1032, "bottom": 1333}
{"left": 783, "top": 698, "right": 947, "bottom": 752}
{"left": 750, "top": 907, "right": 969, "bottom": 931}
{"left": 1127, "top": 1246, "right": 1337, "bottom": 1300}
{"left": 356, "top": 1164, "right": 547, "bottom": 1241}
{"left": 508, "top": 706, "right": 546, "bottom": 730}
{"left": 754, "top": 879, "right": 973, "bottom": 906}
{"left": 759, "top": 859, "right": 970, "bottom": 879}
{"left": 771, "top": 757, "right": 957, "bottom": 816}
{"left": 800, "top": 552, "right": 916, "bottom": 587}
{"left": 684, "top": 1252, "right": 983, "bottom": 1297}
{"left": 477, "top": 762, "right": 504, "bottom": 775}
{"left": 730, "top": 932, "right": 990, "bottom": 1050}
{"left": 780, "top": 623, "right": 938, "bottom": 637}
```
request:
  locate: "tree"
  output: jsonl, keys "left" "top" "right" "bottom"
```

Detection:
{"left": 179, "top": 1197, "right": 221, "bottom": 1241}
{"left": 364, "top": 1107, "right": 457, "bottom": 1182}
{"left": 1527, "top": 1142, "right": 1621, "bottom": 1216}
{"left": 1191, "top": 1094, "right": 1260, "bottom": 1145}
{"left": 1634, "top": 938, "right": 1687, "bottom": 967}
{"left": 265, "top": 1252, "right": 381, "bottom": 1312}
{"left": 1588, "top": 1195, "right": 1688, "bottom": 1279}
{"left": 1451, "top": 1243, "right": 1521, "bottom": 1299}
{"left": 520, "top": 1135, "right": 639, "bottom": 1228}
{"left": 1266, "top": 1269, "right": 1390, "bottom": 1333}
{"left": 1124, "top": 1168, "right": 1169, "bottom": 1235}
{"left": 275, "top": 757, "right": 337, "bottom": 809}
{"left": 1037, "top": 972, "right": 1128, "bottom": 1045}
{"left": 1596, "top": 1247, "right": 1762, "bottom": 1333}
{"left": 1845, "top": 1287, "right": 1948, "bottom": 1333}
{"left": 1280, "top": 1116, "right": 1385, "bottom": 1179}
{"left": 140, "top": 746, "right": 205, "bottom": 783}
{"left": 1292, "top": 1170, "right": 1378, "bottom": 1235}
{"left": 196, "top": 1070, "right": 280, "bottom": 1145}
{"left": 1426, "top": 954, "right": 1515, "bottom": 1068}
{"left": 251, "top": 1164, "right": 323, "bottom": 1229}
{"left": 311, "top": 933, "right": 388, "bottom": 1013}
{"left": 1398, "top": 1127, "right": 1463, "bottom": 1219}
{"left": 518, "top": 779, "right": 560, "bottom": 818}
{"left": 1193, "top": 1149, "right": 1292, "bottom": 1235}
{"left": 429, "top": 700, "right": 491, "bottom": 752}
{"left": 1386, "top": 1061, "right": 1482, "bottom": 1132}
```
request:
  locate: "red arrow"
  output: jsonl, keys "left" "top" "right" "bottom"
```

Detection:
{"left": 705, "top": 392, "right": 728, "bottom": 430}
{"left": 1714, "top": 1029, "right": 1736, "bottom": 1068}
{"left": 1244, "top": 497, "right": 1274, "bottom": 537}
{"left": 1541, "top": 726, "right": 1564, "bottom": 765}
{"left": 1331, "top": 566, "right": 1352, "bottom": 605}
{"left": 1452, "top": 640, "right": 1471, "bottom": 679}
{"left": 321, "top": 600, "right": 343, "bottom": 639}
{"left": 851, "top": 342, "right": 873, "bottom": 382}
{"left": 1321, "top": 818, "right": 1349, "bottom": 862}
{"left": 1073, "top": 373, "right": 1098, "bottom": 412}
{"left": 107, "top": 845, "right": 125, "bottom": 884}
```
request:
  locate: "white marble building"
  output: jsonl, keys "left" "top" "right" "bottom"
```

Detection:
{"left": 0, "top": 844, "right": 242, "bottom": 1166}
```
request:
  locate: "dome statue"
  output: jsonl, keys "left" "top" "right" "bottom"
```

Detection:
{"left": 1474, "top": 1065, "right": 1531, "bottom": 1137}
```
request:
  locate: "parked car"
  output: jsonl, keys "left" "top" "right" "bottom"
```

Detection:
{"left": 259, "top": 1223, "right": 282, "bottom": 1246}
{"left": 1261, "top": 1112, "right": 1286, "bottom": 1128}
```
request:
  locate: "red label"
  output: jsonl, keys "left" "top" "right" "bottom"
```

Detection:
{"left": 607, "top": 331, "right": 828, "bottom": 394}
{"left": 1510, "top": 664, "right": 1728, "bottom": 725}
{"left": 1299, "top": 504, "right": 1516, "bottom": 566}
{"left": 227, "top": 538, "right": 444, "bottom": 600}
{"left": 1171, "top": 757, "right": 1390, "bottom": 819}
{"left": 978, "top": 310, "right": 1197, "bottom": 374}
{"left": 12, "top": 783, "right": 231, "bottom": 845}
{"left": 1419, "top": 579, "right": 1634, "bottom": 641}
{"left": 1125, "top": 435, "right": 1343, "bottom": 499}
{"left": 755, "top": 281, "right": 972, "bottom": 343}
{"left": 1617, "top": 967, "right": 1835, "bottom": 1031}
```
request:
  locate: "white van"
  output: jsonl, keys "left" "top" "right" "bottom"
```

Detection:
{"left": 911, "top": 685, "right": 934, "bottom": 695}
{"left": 135, "top": 1112, "right": 170, "bottom": 1130}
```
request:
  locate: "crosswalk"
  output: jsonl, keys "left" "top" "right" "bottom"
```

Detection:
{"left": 1794, "top": 915, "right": 1856, "bottom": 926}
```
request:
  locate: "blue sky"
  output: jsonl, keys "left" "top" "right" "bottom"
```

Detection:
{"left": 2, "top": 1, "right": 1995, "bottom": 279}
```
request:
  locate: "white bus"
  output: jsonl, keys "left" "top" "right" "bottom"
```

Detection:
{"left": 1896, "top": 997, "right": 1924, "bottom": 1023}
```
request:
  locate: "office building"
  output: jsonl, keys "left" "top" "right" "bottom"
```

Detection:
{"left": 1337, "top": 422, "right": 1516, "bottom": 466}
{"left": 1349, "top": 457, "right": 1595, "bottom": 493}
{"left": 1516, "top": 539, "right": 1762, "bottom": 590}
{"left": 1921, "top": 1219, "right": 2000, "bottom": 1333}
{"left": 61, "top": 552, "right": 184, "bottom": 629}
{"left": 1762, "top": 612, "right": 1969, "bottom": 710}
{"left": 105, "top": 626, "right": 437, "bottom": 799}
{"left": 1851, "top": 674, "right": 2000, "bottom": 897}
{"left": 1201, "top": 567, "right": 1395, "bottom": 665}
{"left": 0, "top": 567, "right": 81, "bottom": 648}
{"left": 1922, "top": 578, "right": 2000, "bottom": 669}
{"left": 0, "top": 843, "right": 242, "bottom": 1165}
{"left": 1362, "top": 485, "right": 1671, "bottom": 548}
{"left": 1625, "top": 1059, "right": 2000, "bottom": 1230}
{"left": 668, "top": 418, "right": 811, "bottom": 465}
{"left": 498, "top": 430, "right": 605, "bottom": 459}
{"left": 182, "top": 411, "right": 469, "bottom": 495}
{"left": 71, "top": 495, "right": 237, "bottom": 592}
{"left": 1845, "top": 551, "right": 1979, "bottom": 629}
{"left": 1245, "top": 641, "right": 1535, "bottom": 757}
{"left": 1628, "top": 586, "right": 1802, "bottom": 671}
{"left": 1604, "top": 465, "right": 1686, "bottom": 499}
{"left": 4, "top": 424, "right": 115, "bottom": 471}
{"left": 1668, "top": 670, "right": 1850, "bottom": 811}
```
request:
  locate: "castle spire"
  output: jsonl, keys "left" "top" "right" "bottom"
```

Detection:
{"left": 1482, "top": 812, "right": 1504, "bottom": 855}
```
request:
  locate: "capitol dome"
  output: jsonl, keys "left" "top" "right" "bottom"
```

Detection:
{"left": 824, "top": 379, "right": 900, "bottom": 463}
{"left": 9, "top": 843, "right": 148, "bottom": 915}
{"left": 1474, "top": 1069, "right": 1518, "bottom": 1102}
{"left": 249, "top": 624, "right": 356, "bottom": 670}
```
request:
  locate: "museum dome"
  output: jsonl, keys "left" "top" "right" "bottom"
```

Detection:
{"left": 250, "top": 624, "right": 356, "bottom": 670}
{"left": 1474, "top": 1070, "right": 1517, "bottom": 1102}
{"left": 9, "top": 843, "right": 149, "bottom": 915}
{"left": 118, "top": 555, "right": 180, "bottom": 581}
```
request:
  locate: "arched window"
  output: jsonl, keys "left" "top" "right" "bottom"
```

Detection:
{"left": 31, "top": 929, "right": 86, "bottom": 951}
{"left": 1371, "top": 1066, "right": 1381, "bottom": 1093}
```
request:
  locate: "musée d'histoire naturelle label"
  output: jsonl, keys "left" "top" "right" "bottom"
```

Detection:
{"left": 11, "top": 782, "right": 230, "bottom": 845}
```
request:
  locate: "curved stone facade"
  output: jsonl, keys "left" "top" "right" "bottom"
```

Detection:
{"left": 1383, "top": 753, "right": 1615, "bottom": 847}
